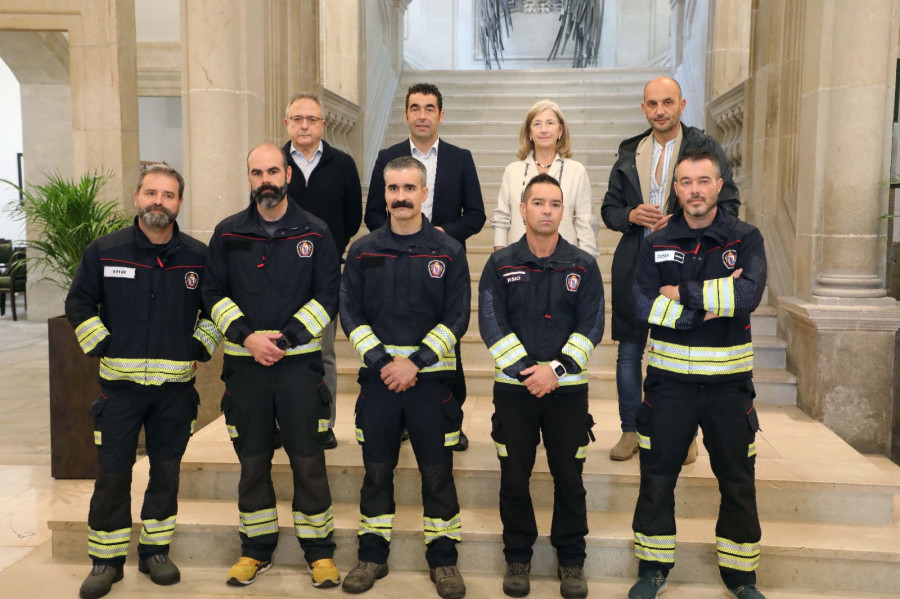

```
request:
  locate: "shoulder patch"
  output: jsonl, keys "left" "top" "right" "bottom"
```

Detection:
{"left": 428, "top": 259, "right": 445, "bottom": 278}
{"left": 297, "top": 240, "right": 314, "bottom": 258}
{"left": 184, "top": 271, "right": 199, "bottom": 289}
{"left": 566, "top": 273, "right": 581, "bottom": 292}
{"left": 722, "top": 249, "right": 738, "bottom": 270}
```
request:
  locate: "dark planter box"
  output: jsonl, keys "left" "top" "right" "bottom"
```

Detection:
{"left": 48, "top": 315, "right": 100, "bottom": 479}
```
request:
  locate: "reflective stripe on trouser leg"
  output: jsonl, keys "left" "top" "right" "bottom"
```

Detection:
{"left": 359, "top": 513, "right": 394, "bottom": 542}
{"left": 294, "top": 506, "right": 335, "bottom": 539}
{"left": 240, "top": 507, "right": 279, "bottom": 537}
{"left": 88, "top": 527, "right": 131, "bottom": 561}
{"left": 634, "top": 532, "right": 676, "bottom": 563}
{"left": 423, "top": 514, "right": 462, "bottom": 544}
{"left": 139, "top": 516, "right": 176, "bottom": 546}
{"left": 717, "top": 537, "right": 760, "bottom": 572}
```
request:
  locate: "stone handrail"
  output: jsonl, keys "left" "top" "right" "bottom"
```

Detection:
{"left": 323, "top": 89, "right": 362, "bottom": 156}
{"left": 708, "top": 80, "right": 747, "bottom": 178}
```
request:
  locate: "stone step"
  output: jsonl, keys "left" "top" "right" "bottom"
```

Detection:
{"left": 387, "top": 119, "right": 649, "bottom": 137}
{"left": 22, "top": 543, "right": 894, "bottom": 599}
{"left": 48, "top": 500, "right": 900, "bottom": 595}
{"left": 404, "top": 78, "right": 652, "bottom": 94}
{"left": 390, "top": 134, "right": 626, "bottom": 153}
{"left": 391, "top": 105, "right": 646, "bottom": 121}
{"left": 177, "top": 402, "right": 885, "bottom": 527}
{"left": 400, "top": 67, "right": 669, "bottom": 83}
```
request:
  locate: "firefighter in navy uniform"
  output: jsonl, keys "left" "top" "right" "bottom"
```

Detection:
{"left": 479, "top": 173, "right": 604, "bottom": 599}
{"left": 67, "top": 164, "right": 221, "bottom": 599}
{"left": 627, "top": 148, "right": 767, "bottom": 599}
{"left": 202, "top": 143, "right": 342, "bottom": 589}
{"left": 340, "top": 156, "right": 470, "bottom": 599}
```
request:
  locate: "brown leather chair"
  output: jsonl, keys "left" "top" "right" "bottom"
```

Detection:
{"left": 0, "top": 242, "right": 27, "bottom": 320}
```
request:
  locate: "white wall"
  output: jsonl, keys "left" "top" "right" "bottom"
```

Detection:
{"left": 138, "top": 96, "right": 183, "bottom": 173}
{"left": 135, "top": 0, "right": 180, "bottom": 42}
{"left": 0, "top": 57, "right": 24, "bottom": 242}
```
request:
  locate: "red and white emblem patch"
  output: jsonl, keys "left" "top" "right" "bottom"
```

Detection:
{"left": 566, "top": 273, "right": 581, "bottom": 292}
{"left": 722, "top": 249, "right": 738, "bottom": 270}
{"left": 428, "top": 260, "right": 446, "bottom": 279}
{"left": 297, "top": 240, "right": 314, "bottom": 258}
{"left": 184, "top": 271, "right": 199, "bottom": 290}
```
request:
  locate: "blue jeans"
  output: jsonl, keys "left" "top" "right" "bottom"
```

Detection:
{"left": 616, "top": 336, "right": 647, "bottom": 432}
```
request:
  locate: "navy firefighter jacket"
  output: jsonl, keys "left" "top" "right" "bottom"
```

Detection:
{"left": 479, "top": 235, "right": 605, "bottom": 393}
{"left": 634, "top": 208, "right": 767, "bottom": 383}
{"left": 65, "top": 219, "right": 220, "bottom": 390}
{"left": 339, "top": 218, "right": 471, "bottom": 381}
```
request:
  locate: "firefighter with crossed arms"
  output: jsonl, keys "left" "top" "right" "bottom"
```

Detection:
{"left": 627, "top": 147, "right": 767, "bottom": 599}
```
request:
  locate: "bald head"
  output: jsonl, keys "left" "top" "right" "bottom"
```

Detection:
{"left": 642, "top": 77, "right": 686, "bottom": 142}
{"left": 247, "top": 143, "right": 288, "bottom": 172}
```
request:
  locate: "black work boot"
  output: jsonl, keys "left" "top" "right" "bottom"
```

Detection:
{"left": 342, "top": 561, "right": 388, "bottom": 593}
{"left": 502, "top": 562, "right": 531, "bottom": 597}
{"left": 79, "top": 564, "right": 123, "bottom": 599}
{"left": 430, "top": 565, "right": 466, "bottom": 599}
{"left": 557, "top": 564, "right": 588, "bottom": 598}
{"left": 138, "top": 554, "right": 181, "bottom": 585}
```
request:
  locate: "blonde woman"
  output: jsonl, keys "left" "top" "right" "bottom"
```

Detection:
{"left": 491, "top": 99, "right": 599, "bottom": 257}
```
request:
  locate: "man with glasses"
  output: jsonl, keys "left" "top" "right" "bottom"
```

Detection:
{"left": 282, "top": 92, "right": 363, "bottom": 449}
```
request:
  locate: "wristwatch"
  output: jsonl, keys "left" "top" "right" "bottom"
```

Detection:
{"left": 549, "top": 360, "right": 566, "bottom": 378}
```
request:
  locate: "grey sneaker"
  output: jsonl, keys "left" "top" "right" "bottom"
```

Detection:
{"left": 430, "top": 565, "right": 466, "bottom": 599}
{"left": 502, "top": 562, "right": 531, "bottom": 597}
{"left": 557, "top": 565, "right": 588, "bottom": 598}
{"left": 727, "top": 584, "right": 766, "bottom": 599}
{"left": 627, "top": 569, "right": 667, "bottom": 599}
{"left": 79, "top": 564, "right": 123, "bottom": 599}
{"left": 342, "top": 561, "right": 388, "bottom": 594}
{"left": 138, "top": 554, "right": 180, "bottom": 585}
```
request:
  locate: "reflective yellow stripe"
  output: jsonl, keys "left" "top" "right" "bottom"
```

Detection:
{"left": 355, "top": 427, "right": 365, "bottom": 443}
{"left": 716, "top": 536, "right": 760, "bottom": 572}
{"left": 649, "top": 295, "right": 683, "bottom": 328}
{"left": 703, "top": 276, "right": 736, "bottom": 317}
{"left": 748, "top": 442, "right": 757, "bottom": 458}
{"left": 359, "top": 513, "right": 394, "bottom": 541}
{"left": 494, "top": 441, "right": 508, "bottom": 458}
{"left": 94, "top": 431, "right": 102, "bottom": 446}
{"left": 444, "top": 430, "right": 460, "bottom": 447}
{"left": 634, "top": 532, "right": 676, "bottom": 563}
{"left": 88, "top": 526, "right": 131, "bottom": 559}
{"left": 99, "top": 357, "right": 194, "bottom": 386}
{"left": 377, "top": 345, "right": 455, "bottom": 373}
{"left": 139, "top": 516, "right": 176, "bottom": 546}
{"left": 226, "top": 424, "right": 239, "bottom": 439}
{"left": 294, "top": 299, "right": 330, "bottom": 338}
{"left": 190, "top": 419, "right": 197, "bottom": 435}
{"left": 489, "top": 333, "right": 528, "bottom": 370}
{"left": 561, "top": 333, "right": 593, "bottom": 370}
{"left": 494, "top": 365, "right": 588, "bottom": 387}
{"left": 240, "top": 507, "right": 279, "bottom": 537}
{"left": 193, "top": 318, "right": 222, "bottom": 356}
{"left": 318, "top": 419, "right": 330, "bottom": 433}
{"left": 211, "top": 297, "right": 244, "bottom": 334}
{"left": 350, "top": 325, "right": 381, "bottom": 361}
{"left": 423, "top": 514, "right": 461, "bottom": 544}
{"left": 422, "top": 324, "right": 458, "bottom": 361}
{"left": 638, "top": 433, "right": 650, "bottom": 450}
{"left": 648, "top": 339, "right": 753, "bottom": 376}
{"left": 223, "top": 330, "right": 322, "bottom": 357}
{"left": 575, "top": 445, "right": 588, "bottom": 459}
{"left": 294, "top": 506, "right": 334, "bottom": 539}
{"left": 75, "top": 316, "right": 110, "bottom": 354}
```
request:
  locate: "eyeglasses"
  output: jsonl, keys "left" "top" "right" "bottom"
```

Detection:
{"left": 287, "top": 115, "right": 323, "bottom": 125}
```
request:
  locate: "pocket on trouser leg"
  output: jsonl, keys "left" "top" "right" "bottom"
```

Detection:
{"left": 574, "top": 413, "right": 596, "bottom": 461}
{"left": 315, "top": 381, "right": 332, "bottom": 445}
{"left": 354, "top": 393, "right": 365, "bottom": 445}
{"left": 90, "top": 394, "right": 109, "bottom": 446}
{"left": 636, "top": 401, "right": 653, "bottom": 452}
{"left": 441, "top": 393, "right": 462, "bottom": 449}
{"left": 490, "top": 412, "right": 508, "bottom": 460}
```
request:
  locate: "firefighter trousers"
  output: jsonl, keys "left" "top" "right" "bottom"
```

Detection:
{"left": 221, "top": 358, "right": 335, "bottom": 564}
{"left": 632, "top": 374, "right": 761, "bottom": 588}
{"left": 353, "top": 376, "right": 462, "bottom": 568}
{"left": 491, "top": 386, "right": 594, "bottom": 566}
{"left": 87, "top": 384, "right": 198, "bottom": 566}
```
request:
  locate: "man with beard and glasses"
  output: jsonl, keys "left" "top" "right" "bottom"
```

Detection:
{"left": 67, "top": 164, "right": 221, "bottom": 599}
{"left": 601, "top": 76, "right": 740, "bottom": 464}
{"left": 341, "top": 156, "right": 469, "bottom": 598}
{"left": 203, "top": 143, "right": 343, "bottom": 589}
{"left": 627, "top": 149, "right": 767, "bottom": 599}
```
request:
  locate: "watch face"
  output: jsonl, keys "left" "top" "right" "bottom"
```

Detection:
{"left": 554, "top": 365, "right": 565, "bottom": 376}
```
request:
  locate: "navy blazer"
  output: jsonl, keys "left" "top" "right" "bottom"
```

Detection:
{"left": 364, "top": 138, "right": 485, "bottom": 244}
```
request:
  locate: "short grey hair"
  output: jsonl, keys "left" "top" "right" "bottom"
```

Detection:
{"left": 285, "top": 92, "right": 323, "bottom": 118}
{"left": 136, "top": 163, "right": 184, "bottom": 198}
{"left": 384, "top": 156, "right": 427, "bottom": 188}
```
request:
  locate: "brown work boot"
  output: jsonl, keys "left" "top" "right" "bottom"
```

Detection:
{"left": 430, "top": 565, "right": 466, "bottom": 599}
{"left": 610, "top": 432, "right": 639, "bottom": 461}
{"left": 342, "top": 561, "right": 388, "bottom": 593}
{"left": 79, "top": 564, "right": 123, "bottom": 599}
{"left": 683, "top": 438, "right": 699, "bottom": 465}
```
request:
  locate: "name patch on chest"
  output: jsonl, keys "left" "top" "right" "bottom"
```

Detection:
{"left": 655, "top": 250, "right": 684, "bottom": 264}
{"left": 103, "top": 266, "right": 136, "bottom": 279}
{"left": 502, "top": 269, "right": 531, "bottom": 284}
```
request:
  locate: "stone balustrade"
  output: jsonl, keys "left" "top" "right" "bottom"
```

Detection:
{"left": 708, "top": 80, "right": 746, "bottom": 179}
{"left": 323, "top": 88, "right": 361, "bottom": 156}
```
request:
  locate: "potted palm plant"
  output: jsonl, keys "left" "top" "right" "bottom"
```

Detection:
{"left": 3, "top": 172, "right": 130, "bottom": 478}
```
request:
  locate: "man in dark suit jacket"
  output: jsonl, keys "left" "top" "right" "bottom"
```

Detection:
{"left": 364, "top": 83, "right": 486, "bottom": 451}
{"left": 283, "top": 92, "right": 363, "bottom": 449}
